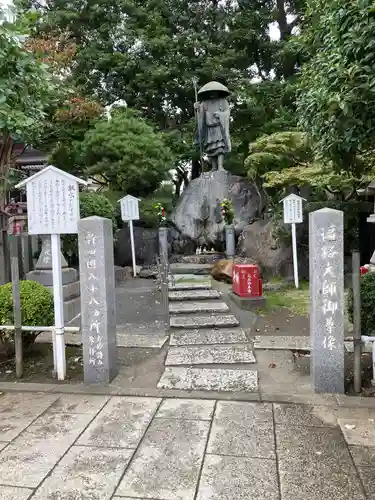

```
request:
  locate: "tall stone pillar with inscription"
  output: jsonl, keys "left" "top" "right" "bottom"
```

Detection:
{"left": 309, "top": 208, "right": 344, "bottom": 393}
{"left": 78, "top": 216, "right": 118, "bottom": 384}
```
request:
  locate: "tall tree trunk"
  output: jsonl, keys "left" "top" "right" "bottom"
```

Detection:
{"left": 0, "top": 135, "right": 14, "bottom": 285}
{"left": 275, "top": 0, "right": 297, "bottom": 78}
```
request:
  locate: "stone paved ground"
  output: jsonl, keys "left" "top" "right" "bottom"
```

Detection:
{"left": 0, "top": 391, "right": 375, "bottom": 500}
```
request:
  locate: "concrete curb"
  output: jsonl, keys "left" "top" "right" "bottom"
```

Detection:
{"left": 1, "top": 381, "right": 375, "bottom": 408}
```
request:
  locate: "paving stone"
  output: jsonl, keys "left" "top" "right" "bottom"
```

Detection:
{"left": 0, "top": 392, "right": 59, "bottom": 441}
{"left": 0, "top": 486, "right": 33, "bottom": 500}
{"left": 273, "top": 403, "right": 338, "bottom": 427}
{"left": 165, "top": 345, "right": 256, "bottom": 366}
{"left": 157, "top": 367, "right": 258, "bottom": 392}
{"left": 169, "top": 301, "right": 229, "bottom": 314}
{"left": 169, "top": 282, "right": 212, "bottom": 291}
{"left": 172, "top": 274, "right": 211, "bottom": 283}
{"left": 77, "top": 396, "right": 161, "bottom": 448}
{"left": 0, "top": 413, "right": 93, "bottom": 487}
{"left": 276, "top": 424, "right": 366, "bottom": 500}
{"left": 207, "top": 401, "right": 274, "bottom": 459}
{"left": 278, "top": 462, "right": 366, "bottom": 500}
{"left": 156, "top": 399, "right": 215, "bottom": 420}
{"left": 116, "top": 418, "right": 209, "bottom": 500}
{"left": 196, "top": 454, "right": 279, "bottom": 500}
{"left": 46, "top": 394, "right": 109, "bottom": 415}
{"left": 254, "top": 335, "right": 310, "bottom": 350}
{"left": 40, "top": 331, "right": 168, "bottom": 348}
{"left": 357, "top": 468, "right": 375, "bottom": 499}
{"left": 349, "top": 445, "right": 375, "bottom": 467}
{"left": 116, "top": 333, "right": 168, "bottom": 348}
{"left": 170, "top": 328, "right": 247, "bottom": 346}
{"left": 275, "top": 424, "right": 353, "bottom": 464}
{"left": 253, "top": 335, "right": 369, "bottom": 354}
{"left": 0, "top": 441, "right": 7, "bottom": 452}
{"left": 31, "top": 446, "right": 133, "bottom": 500}
{"left": 169, "top": 289, "right": 220, "bottom": 301}
{"left": 170, "top": 314, "right": 239, "bottom": 329}
{"left": 170, "top": 263, "right": 212, "bottom": 274}
{"left": 338, "top": 418, "right": 375, "bottom": 446}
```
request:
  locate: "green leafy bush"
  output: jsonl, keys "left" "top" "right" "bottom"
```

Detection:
{"left": 62, "top": 191, "right": 118, "bottom": 265}
{"left": 140, "top": 185, "right": 174, "bottom": 228}
{"left": 347, "top": 272, "right": 375, "bottom": 334}
{"left": 0, "top": 280, "right": 54, "bottom": 350}
{"left": 221, "top": 198, "right": 235, "bottom": 225}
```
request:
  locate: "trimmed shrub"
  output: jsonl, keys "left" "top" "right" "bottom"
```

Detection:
{"left": 62, "top": 191, "right": 118, "bottom": 265}
{"left": 347, "top": 272, "right": 375, "bottom": 334}
{"left": 0, "top": 280, "right": 54, "bottom": 350}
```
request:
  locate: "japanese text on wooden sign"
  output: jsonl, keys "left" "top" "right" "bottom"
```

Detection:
{"left": 26, "top": 170, "right": 80, "bottom": 235}
{"left": 84, "top": 231, "right": 105, "bottom": 369}
{"left": 120, "top": 195, "right": 140, "bottom": 221}
{"left": 320, "top": 225, "right": 339, "bottom": 351}
{"left": 283, "top": 197, "right": 303, "bottom": 224}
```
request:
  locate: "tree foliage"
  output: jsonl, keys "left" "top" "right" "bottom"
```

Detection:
{"left": 17, "top": 0, "right": 306, "bottom": 176}
{"left": 0, "top": 23, "right": 57, "bottom": 203}
{"left": 77, "top": 110, "right": 175, "bottom": 196}
{"left": 246, "top": 131, "right": 373, "bottom": 200}
{"left": 297, "top": 0, "right": 375, "bottom": 173}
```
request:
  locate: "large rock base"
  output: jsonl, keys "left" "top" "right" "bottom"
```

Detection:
{"left": 237, "top": 219, "right": 294, "bottom": 278}
{"left": 172, "top": 170, "right": 265, "bottom": 251}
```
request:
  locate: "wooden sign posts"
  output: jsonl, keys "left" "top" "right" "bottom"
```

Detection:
{"left": 16, "top": 166, "right": 87, "bottom": 380}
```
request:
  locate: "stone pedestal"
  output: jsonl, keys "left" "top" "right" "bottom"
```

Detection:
{"left": 26, "top": 236, "right": 81, "bottom": 325}
{"left": 159, "top": 227, "right": 168, "bottom": 257}
{"left": 225, "top": 225, "right": 235, "bottom": 258}
{"left": 228, "top": 291, "right": 266, "bottom": 310}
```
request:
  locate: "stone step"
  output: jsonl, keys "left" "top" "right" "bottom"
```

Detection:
{"left": 169, "top": 301, "right": 229, "bottom": 315}
{"left": 170, "top": 263, "right": 213, "bottom": 275}
{"left": 171, "top": 253, "right": 224, "bottom": 264}
{"left": 169, "top": 289, "right": 220, "bottom": 301}
{"left": 165, "top": 344, "right": 256, "bottom": 366}
{"left": 170, "top": 314, "right": 239, "bottom": 329}
{"left": 169, "top": 283, "right": 212, "bottom": 292}
{"left": 170, "top": 328, "right": 247, "bottom": 346}
{"left": 157, "top": 367, "right": 258, "bottom": 392}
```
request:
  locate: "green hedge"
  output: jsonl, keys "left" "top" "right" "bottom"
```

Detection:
{"left": 0, "top": 280, "right": 54, "bottom": 348}
{"left": 347, "top": 272, "right": 375, "bottom": 334}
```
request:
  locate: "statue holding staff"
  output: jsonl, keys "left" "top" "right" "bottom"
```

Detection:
{"left": 194, "top": 81, "right": 231, "bottom": 171}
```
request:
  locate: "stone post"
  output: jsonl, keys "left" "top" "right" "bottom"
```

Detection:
{"left": 309, "top": 208, "right": 344, "bottom": 393}
{"left": 159, "top": 227, "right": 168, "bottom": 257}
{"left": 225, "top": 225, "right": 235, "bottom": 259}
{"left": 78, "top": 216, "right": 118, "bottom": 384}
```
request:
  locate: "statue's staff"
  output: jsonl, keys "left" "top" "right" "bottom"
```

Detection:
{"left": 192, "top": 77, "right": 204, "bottom": 167}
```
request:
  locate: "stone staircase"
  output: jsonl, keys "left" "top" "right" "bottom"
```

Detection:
{"left": 157, "top": 276, "right": 258, "bottom": 393}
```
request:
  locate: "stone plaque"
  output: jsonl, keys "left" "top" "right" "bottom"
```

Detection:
{"left": 309, "top": 208, "right": 344, "bottom": 393}
{"left": 78, "top": 216, "right": 118, "bottom": 384}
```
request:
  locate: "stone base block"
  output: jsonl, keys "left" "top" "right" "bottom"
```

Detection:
{"left": 228, "top": 291, "right": 266, "bottom": 311}
{"left": 63, "top": 296, "right": 81, "bottom": 325}
{"left": 46, "top": 280, "right": 80, "bottom": 301}
{"left": 27, "top": 267, "right": 78, "bottom": 287}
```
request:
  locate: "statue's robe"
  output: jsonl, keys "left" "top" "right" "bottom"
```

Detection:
{"left": 195, "top": 98, "right": 231, "bottom": 157}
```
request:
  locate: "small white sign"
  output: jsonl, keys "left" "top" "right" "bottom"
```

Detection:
{"left": 119, "top": 195, "right": 140, "bottom": 221}
{"left": 16, "top": 165, "right": 87, "bottom": 235}
{"left": 280, "top": 194, "right": 305, "bottom": 224}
